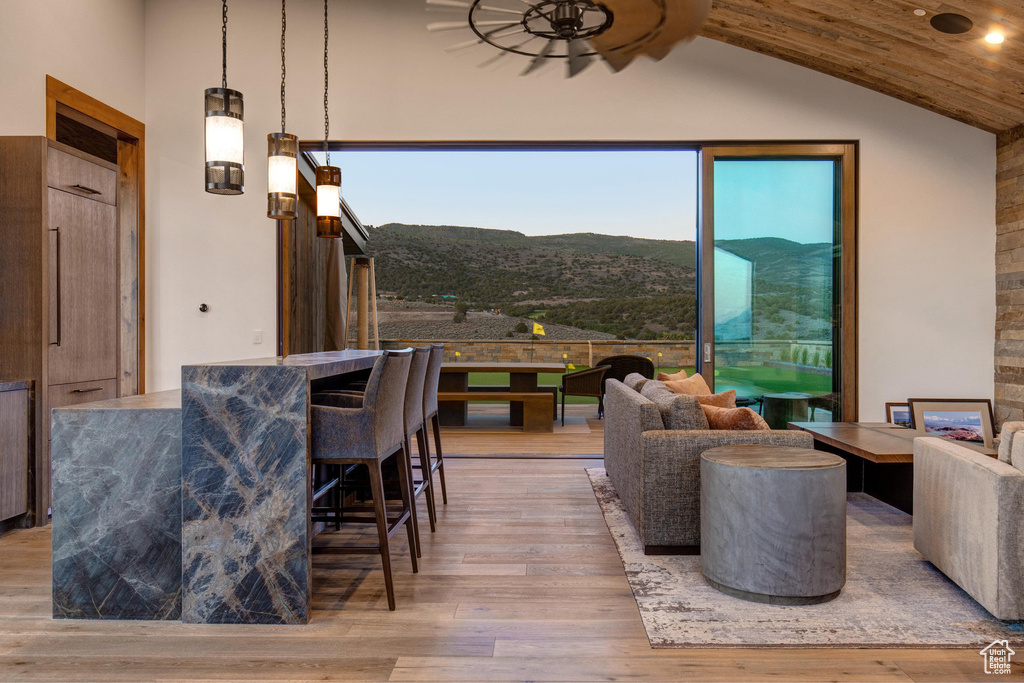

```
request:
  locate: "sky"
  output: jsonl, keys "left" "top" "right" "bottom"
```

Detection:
{"left": 309, "top": 149, "right": 699, "bottom": 241}
{"left": 714, "top": 160, "right": 836, "bottom": 244}
{"left": 308, "top": 151, "right": 836, "bottom": 245}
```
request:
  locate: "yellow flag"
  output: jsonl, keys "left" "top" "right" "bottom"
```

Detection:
{"left": 533, "top": 322, "right": 545, "bottom": 336}
{"left": 567, "top": 363, "right": 576, "bottom": 370}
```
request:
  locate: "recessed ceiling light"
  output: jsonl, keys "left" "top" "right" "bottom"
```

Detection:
{"left": 930, "top": 12, "right": 974, "bottom": 34}
{"left": 914, "top": 8, "right": 926, "bottom": 16}
{"left": 985, "top": 31, "right": 1005, "bottom": 44}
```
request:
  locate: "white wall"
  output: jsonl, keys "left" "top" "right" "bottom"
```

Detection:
{"left": 0, "top": 0, "right": 145, "bottom": 134}
{"left": 142, "top": 0, "right": 995, "bottom": 418}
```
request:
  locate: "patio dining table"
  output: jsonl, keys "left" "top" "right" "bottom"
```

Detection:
{"left": 438, "top": 361, "right": 566, "bottom": 428}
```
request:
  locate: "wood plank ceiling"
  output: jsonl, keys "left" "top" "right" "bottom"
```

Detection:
{"left": 700, "top": 1, "right": 1024, "bottom": 133}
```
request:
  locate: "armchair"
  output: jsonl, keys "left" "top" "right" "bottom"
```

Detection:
{"left": 913, "top": 435, "right": 1024, "bottom": 620}
{"left": 560, "top": 364, "right": 610, "bottom": 424}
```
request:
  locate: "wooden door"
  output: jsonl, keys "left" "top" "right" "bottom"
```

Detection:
{"left": 47, "top": 189, "right": 117, "bottom": 385}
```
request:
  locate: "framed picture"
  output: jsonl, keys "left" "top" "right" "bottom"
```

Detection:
{"left": 907, "top": 398, "right": 995, "bottom": 449}
{"left": 885, "top": 402, "right": 911, "bottom": 428}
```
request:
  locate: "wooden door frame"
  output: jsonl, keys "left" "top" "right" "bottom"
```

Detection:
{"left": 45, "top": 76, "right": 145, "bottom": 394}
{"left": 698, "top": 143, "right": 858, "bottom": 421}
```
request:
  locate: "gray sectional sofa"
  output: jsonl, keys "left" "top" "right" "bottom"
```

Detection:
{"left": 603, "top": 377, "right": 813, "bottom": 554}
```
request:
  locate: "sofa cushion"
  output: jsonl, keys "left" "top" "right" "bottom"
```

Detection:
{"left": 694, "top": 390, "right": 737, "bottom": 409}
{"left": 640, "top": 381, "right": 669, "bottom": 400}
{"left": 644, "top": 389, "right": 710, "bottom": 430}
{"left": 1011, "top": 435, "right": 1024, "bottom": 472}
{"left": 663, "top": 374, "right": 712, "bottom": 396}
{"left": 702, "top": 405, "right": 770, "bottom": 430}
{"left": 998, "top": 422, "right": 1024, "bottom": 463}
{"left": 623, "top": 372, "right": 650, "bottom": 392}
{"left": 657, "top": 369, "right": 688, "bottom": 382}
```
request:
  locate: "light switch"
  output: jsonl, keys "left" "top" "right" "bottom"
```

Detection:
{"left": 253, "top": 330, "right": 263, "bottom": 344}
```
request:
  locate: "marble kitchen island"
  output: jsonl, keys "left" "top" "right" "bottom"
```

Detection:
{"left": 51, "top": 350, "right": 384, "bottom": 625}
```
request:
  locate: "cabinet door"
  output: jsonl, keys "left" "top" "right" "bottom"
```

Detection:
{"left": 0, "top": 388, "right": 29, "bottom": 522}
{"left": 47, "top": 189, "right": 118, "bottom": 385}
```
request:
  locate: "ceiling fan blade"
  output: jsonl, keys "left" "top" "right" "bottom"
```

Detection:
{"left": 566, "top": 38, "right": 595, "bottom": 77}
{"left": 428, "top": 19, "right": 516, "bottom": 31}
{"left": 644, "top": 0, "right": 711, "bottom": 60}
{"left": 426, "top": 0, "right": 523, "bottom": 15}
{"left": 446, "top": 25, "right": 523, "bottom": 52}
{"left": 521, "top": 38, "right": 556, "bottom": 75}
{"left": 479, "top": 36, "right": 537, "bottom": 68}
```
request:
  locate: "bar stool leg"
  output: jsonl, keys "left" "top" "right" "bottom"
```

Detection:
{"left": 395, "top": 448, "right": 418, "bottom": 574}
{"left": 403, "top": 436, "right": 422, "bottom": 559}
{"left": 367, "top": 459, "right": 396, "bottom": 611}
{"left": 431, "top": 414, "right": 448, "bottom": 505}
{"left": 416, "top": 425, "right": 437, "bottom": 531}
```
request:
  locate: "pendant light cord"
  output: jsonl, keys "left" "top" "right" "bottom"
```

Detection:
{"left": 221, "top": 0, "right": 228, "bottom": 89}
{"left": 281, "top": 0, "right": 287, "bottom": 133}
{"left": 324, "top": 0, "right": 330, "bottom": 165}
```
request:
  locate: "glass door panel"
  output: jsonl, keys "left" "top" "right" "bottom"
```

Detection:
{"left": 711, "top": 158, "right": 842, "bottom": 422}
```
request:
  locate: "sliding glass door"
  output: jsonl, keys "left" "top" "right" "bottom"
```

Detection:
{"left": 699, "top": 145, "right": 856, "bottom": 422}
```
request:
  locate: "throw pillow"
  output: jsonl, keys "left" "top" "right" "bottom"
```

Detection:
{"left": 663, "top": 374, "right": 712, "bottom": 396}
{"left": 623, "top": 372, "right": 650, "bottom": 392}
{"left": 656, "top": 369, "right": 688, "bottom": 382}
{"left": 639, "top": 380, "right": 670, "bottom": 400}
{"left": 702, "top": 405, "right": 770, "bottom": 431}
{"left": 997, "top": 421, "right": 1024, "bottom": 463}
{"left": 646, "top": 390, "right": 709, "bottom": 430}
{"left": 694, "top": 389, "right": 737, "bottom": 409}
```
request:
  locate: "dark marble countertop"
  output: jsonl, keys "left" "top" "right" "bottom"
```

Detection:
{"left": 185, "top": 350, "right": 384, "bottom": 381}
{"left": 55, "top": 389, "right": 182, "bottom": 412}
{"left": 0, "top": 380, "right": 32, "bottom": 392}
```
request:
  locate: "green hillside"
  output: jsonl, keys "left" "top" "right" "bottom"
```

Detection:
{"left": 365, "top": 223, "right": 830, "bottom": 340}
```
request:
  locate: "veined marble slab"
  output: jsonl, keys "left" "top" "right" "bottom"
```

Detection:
{"left": 51, "top": 390, "right": 182, "bottom": 620}
{"left": 181, "top": 350, "right": 382, "bottom": 625}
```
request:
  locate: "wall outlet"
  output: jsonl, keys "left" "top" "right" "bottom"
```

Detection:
{"left": 253, "top": 329, "right": 263, "bottom": 344}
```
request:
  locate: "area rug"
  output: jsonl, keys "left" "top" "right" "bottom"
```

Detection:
{"left": 586, "top": 467, "right": 1023, "bottom": 648}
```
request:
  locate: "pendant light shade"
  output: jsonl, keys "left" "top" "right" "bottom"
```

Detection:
{"left": 205, "top": 87, "right": 244, "bottom": 194}
{"left": 267, "top": 132, "right": 297, "bottom": 219}
{"left": 267, "top": 0, "right": 296, "bottom": 219}
{"left": 205, "top": 0, "right": 243, "bottom": 195}
{"left": 316, "top": 165, "right": 342, "bottom": 238}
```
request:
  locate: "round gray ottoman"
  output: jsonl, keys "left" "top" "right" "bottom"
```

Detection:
{"left": 700, "top": 445, "right": 847, "bottom": 605}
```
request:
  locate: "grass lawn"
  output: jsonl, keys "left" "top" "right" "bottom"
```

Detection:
{"left": 466, "top": 365, "right": 831, "bottom": 404}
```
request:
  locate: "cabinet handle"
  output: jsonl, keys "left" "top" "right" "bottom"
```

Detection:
{"left": 49, "top": 228, "right": 61, "bottom": 346}
{"left": 71, "top": 388, "right": 103, "bottom": 394}
{"left": 71, "top": 184, "right": 102, "bottom": 195}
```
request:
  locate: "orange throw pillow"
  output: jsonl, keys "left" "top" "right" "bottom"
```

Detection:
{"left": 657, "top": 369, "right": 688, "bottom": 382}
{"left": 702, "top": 405, "right": 770, "bottom": 431}
{"left": 694, "top": 390, "right": 737, "bottom": 409}
{"left": 663, "top": 374, "right": 712, "bottom": 396}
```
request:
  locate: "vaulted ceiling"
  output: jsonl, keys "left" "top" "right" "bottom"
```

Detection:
{"left": 700, "top": 0, "right": 1024, "bottom": 133}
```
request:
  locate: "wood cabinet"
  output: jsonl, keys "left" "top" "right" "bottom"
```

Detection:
{"left": 0, "top": 137, "right": 124, "bottom": 526}
{"left": 0, "top": 383, "right": 31, "bottom": 523}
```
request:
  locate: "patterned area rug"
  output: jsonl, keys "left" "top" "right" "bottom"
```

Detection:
{"left": 586, "top": 467, "right": 1023, "bottom": 648}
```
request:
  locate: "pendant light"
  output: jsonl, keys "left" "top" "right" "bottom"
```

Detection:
{"left": 205, "top": 0, "right": 244, "bottom": 195}
{"left": 268, "top": 0, "right": 297, "bottom": 219}
{"left": 316, "top": 0, "right": 342, "bottom": 238}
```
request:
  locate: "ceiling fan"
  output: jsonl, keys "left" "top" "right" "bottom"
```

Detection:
{"left": 426, "top": 0, "right": 712, "bottom": 78}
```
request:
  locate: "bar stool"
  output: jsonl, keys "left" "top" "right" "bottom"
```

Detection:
{"left": 420, "top": 344, "right": 448, "bottom": 506}
{"left": 310, "top": 349, "right": 417, "bottom": 611}
{"left": 403, "top": 348, "right": 435, "bottom": 557}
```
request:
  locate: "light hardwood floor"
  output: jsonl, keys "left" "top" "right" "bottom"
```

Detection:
{"left": 0, "top": 412, "right": 1010, "bottom": 681}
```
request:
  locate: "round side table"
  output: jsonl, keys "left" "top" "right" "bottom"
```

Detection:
{"left": 700, "top": 444, "right": 847, "bottom": 605}
{"left": 760, "top": 392, "right": 813, "bottom": 429}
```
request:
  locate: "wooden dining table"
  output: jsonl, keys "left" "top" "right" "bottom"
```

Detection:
{"left": 438, "top": 361, "right": 566, "bottom": 427}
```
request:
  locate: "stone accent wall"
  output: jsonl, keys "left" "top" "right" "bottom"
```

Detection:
{"left": 995, "top": 124, "right": 1024, "bottom": 424}
{"left": 380, "top": 339, "right": 698, "bottom": 367}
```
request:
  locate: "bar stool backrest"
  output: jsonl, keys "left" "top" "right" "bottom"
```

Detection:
{"left": 403, "top": 347, "right": 431, "bottom": 436}
{"left": 364, "top": 348, "right": 413, "bottom": 456}
{"left": 422, "top": 344, "right": 444, "bottom": 419}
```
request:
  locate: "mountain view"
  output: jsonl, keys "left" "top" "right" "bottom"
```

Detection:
{"left": 365, "top": 223, "right": 832, "bottom": 341}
